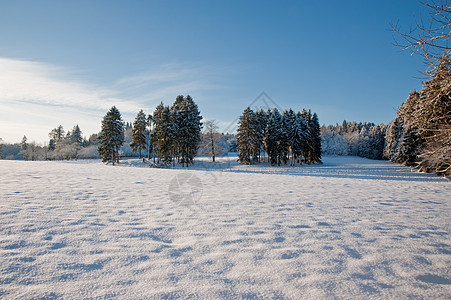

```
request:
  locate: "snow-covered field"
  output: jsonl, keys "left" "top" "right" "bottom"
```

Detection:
{"left": 0, "top": 155, "right": 449, "bottom": 299}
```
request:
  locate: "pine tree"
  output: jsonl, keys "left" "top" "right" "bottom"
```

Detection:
{"left": 151, "top": 103, "right": 164, "bottom": 162}
{"left": 98, "top": 106, "right": 125, "bottom": 165}
{"left": 285, "top": 110, "right": 308, "bottom": 165}
{"left": 48, "top": 139, "right": 56, "bottom": 151}
{"left": 396, "top": 125, "right": 424, "bottom": 166}
{"left": 264, "top": 109, "right": 283, "bottom": 165}
{"left": 70, "top": 125, "right": 83, "bottom": 145}
{"left": 237, "top": 107, "right": 258, "bottom": 164}
{"left": 130, "top": 110, "right": 147, "bottom": 158}
{"left": 48, "top": 125, "right": 65, "bottom": 147}
{"left": 297, "top": 111, "right": 311, "bottom": 163}
{"left": 171, "top": 95, "right": 202, "bottom": 166}
{"left": 147, "top": 114, "right": 153, "bottom": 160}
{"left": 255, "top": 109, "right": 268, "bottom": 162}
{"left": 308, "top": 112, "right": 322, "bottom": 163}
{"left": 384, "top": 117, "right": 404, "bottom": 160}
{"left": 152, "top": 103, "right": 175, "bottom": 164}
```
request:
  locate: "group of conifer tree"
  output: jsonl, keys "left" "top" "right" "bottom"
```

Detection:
{"left": 98, "top": 95, "right": 202, "bottom": 166}
{"left": 236, "top": 107, "right": 321, "bottom": 165}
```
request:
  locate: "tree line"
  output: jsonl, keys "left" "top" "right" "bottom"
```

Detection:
{"left": 236, "top": 107, "right": 321, "bottom": 165}
{"left": 321, "top": 121, "right": 387, "bottom": 160}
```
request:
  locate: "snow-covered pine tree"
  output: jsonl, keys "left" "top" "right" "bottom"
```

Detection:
{"left": 367, "top": 125, "right": 386, "bottom": 160}
{"left": 183, "top": 95, "right": 203, "bottom": 166}
{"left": 264, "top": 109, "right": 283, "bottom": 165}
{"left": 153, "top": 103, "right": 176, "bottom": 164}
{"left": 170, "top": 95, "right": 184, "bottom": 164}
{"left": 98, "top": 106, "right": 125, "bottom": 165}
{"left": 147, "top": 114, "right": 153, "bottom": 160}
{"left": 299, "top": 109, "right": 313, "bottom": 163}
{"left": 384, "top": 116, "right": 404, "bottom": 160}
{"left": 237, "top": 107, "right": 258, "bottom": 164}
{"left": 70, "top": 125, "right": 83, "bottom": 145}
{"left": 283, "top": 109, "right": 296, "bottom": 165}
{"left": 171, "top": 95, "right": 202, "bottom": 167}
{"left": 48, "top": 125, "right": 65, "bottom": 147}
{"left": 309, "top": 112, "right": 322, "bottom": 163}
{"left": 296, "top": 111, "right": 311, "bottom": 163}
{"left": 151, "top": 103, "right": 164, "bottom": 162}
{"left": 286, "top": 110, "right": 308, "bottom": 165}
{"left": 395, "top": 125, "right": 425, "bottom": 166}
{"left": 255, "top": 109, "right": 268, "bottom": 162}
{"left": 130, "top": 110, "right": 147, "bottom": 158}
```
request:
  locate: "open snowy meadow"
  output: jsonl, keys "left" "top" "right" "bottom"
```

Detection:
{"left": 0, "top": 155, "right": 449, "bottom": 299}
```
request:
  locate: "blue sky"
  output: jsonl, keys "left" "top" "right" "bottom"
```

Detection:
{"left": 0, "top": 0, "right": 426, "bottom": 143}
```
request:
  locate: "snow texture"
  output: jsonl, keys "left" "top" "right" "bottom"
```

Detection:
{"left": 0, "top": 156, "right": 450, "bottom": 299}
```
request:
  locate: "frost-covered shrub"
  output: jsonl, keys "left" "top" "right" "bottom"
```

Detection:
{"left": 321, "top": 132, "right": 348, "bottom": 156}
{"left": 78, "top": 145, "right": 100, "bottom": 159}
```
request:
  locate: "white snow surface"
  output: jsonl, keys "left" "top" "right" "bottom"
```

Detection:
{"left": 0, "top": 155, "right": 450, "bottom": 299}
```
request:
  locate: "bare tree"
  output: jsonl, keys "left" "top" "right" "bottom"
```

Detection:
{"left": 392, "top": 0, "right": 451, "bottom": 70}
{"left": 203, "top": 120, "right": 219, "bottom": 162}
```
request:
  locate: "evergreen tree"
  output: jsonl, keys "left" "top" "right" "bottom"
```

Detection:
{"left": 367, "top": 125, "right": 386, "bottom": 160}
{"left": 48, "top": 139, "right": 56, "bottom": 151}
{"left": 286, "top": 110, "right": 308, "bottom": 165}
{"left": 153, "top": 103, "right": 177, "bottom": 164}
{"left": 237, "top": 107, "right": 258, "bottom": 164}
{"left": 297, "top": 111, "right": 312, "bottom": 162}
{"left": 48, "top": 125, "right": 65, "bottom": 146}
{"left": 309, "top": 112, "right": 322, "bottom": 163}
{"left": 171, "top": 95, "right": 203, "bottom": 166}
{"left": 147, "top": 114, "right": 153, "bottom": 160}
{"left": 130, "top": 110, "right": 147, "bottom": 158}
{"left": 395, "top": 125, "right": 424, "bottom": 166}
{"left": 264, "top": 109, "right": 284, "bottom": 165}
{"left": 98, "top": 106, "right": 125, "bottom": 165}
{"left": 255, "top": 109, "right": 268, "bottom": 162}
{"left": 70, "top": 125, "right": 83, "bottom": 145}
{"left": 384, "top": 117, "right": 404, "bottom": 160}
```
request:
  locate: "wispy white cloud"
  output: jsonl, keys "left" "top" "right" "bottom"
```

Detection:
{"left": 0, "top": 57, "right": 141, "bottom": 113}
{"left": 113, "top": 62, "right": 225, "bottom": 106}
{"left": 0, "top": 57, "right": 226, "bottom": 143}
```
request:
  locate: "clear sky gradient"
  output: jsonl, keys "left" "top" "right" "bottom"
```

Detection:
{"left": 0, "top": 0, "right": 426, "bottom": 143}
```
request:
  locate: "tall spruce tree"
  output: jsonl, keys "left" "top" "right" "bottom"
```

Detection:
{"left": 171, "top": 95, "right": 202, "bottom": 167}
{"left": 130, "top": 110, "right": 147, "bottom": 158}
{"left": 98, "top": 106, "right": 125, "bottom": 165}
{"left": 237, "top": 107, "right": 258, "bottom": 164}
{"left": 147, "top": 114, "right": 153, "bottom": 160}
{"left": 70, "top": 125, "right": 83, "bottom": 145}
{"left": 255, "top": 109, "right": 268, "bottom": 162}
{"left": 264, "top": 109, "right": 283, "bottom": 165}
{"left": 384, "top": 116, "right": 404, "bottom": 160}
{"left": 49, "top": 125, "right": 65, "bottom": 147}
{"left": 308, "top": 112, "right": 322, "bottom": 163}
{"left": 296, "top": 111, "right": 311, "bottom": 163}
{"left": 284, "top": 109, "right": 307, "bottom": 166}
{"left": 153, "top": 103, "right": 176, "bottom": 164}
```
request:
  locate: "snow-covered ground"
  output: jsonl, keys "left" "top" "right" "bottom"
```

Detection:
{"left": 0, "top": 156, "right": 449, "bottom": 299}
